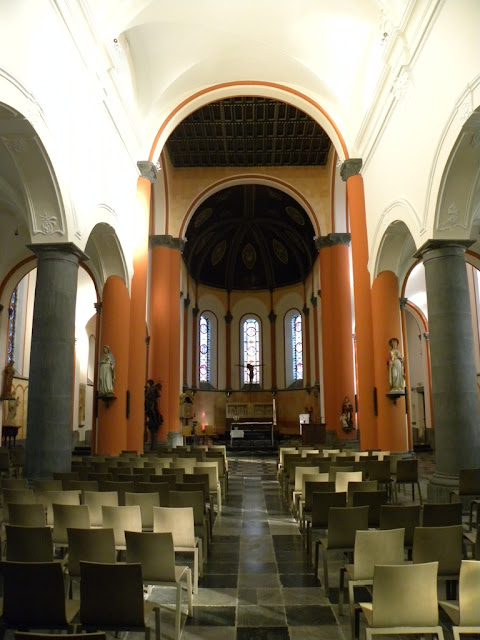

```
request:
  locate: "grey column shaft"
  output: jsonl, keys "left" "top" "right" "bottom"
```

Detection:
{"left": 24, "top": 244, "right": 84, "bottom": 479}
{"left": 421, "top": 242, "right": 480, "bottom": 483}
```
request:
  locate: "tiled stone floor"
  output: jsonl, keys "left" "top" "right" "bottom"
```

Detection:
{"left": 148, "top": 449, "right": 457, "bottom": 640}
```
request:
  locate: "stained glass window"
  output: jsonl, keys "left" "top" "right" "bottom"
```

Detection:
{"left": 243, "top": 317, "right": 260, "bottom": 384}
{"left": 7, "top": 288, "right": 17, "bottom": 363}
{"left": 292, "top": 313, "right": 303, "bottom": 381}
{"left": 199, "top": 314, "right": 211, "bottom": 383}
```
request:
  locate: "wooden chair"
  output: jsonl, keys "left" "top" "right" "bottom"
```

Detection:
{"left": 36, "top": 489, "right": 81, "bottom": 526}
{"left": 394, "top": 459, "right": 422, "bottom": 504}
{"left": 335, "top": 471, "right": 363, "bottom": 494}
{"left": 306, "top": 490, "right": 346, "bottom": 557}
{"left": 83, "top": 490, "right": 118, "bottom": 527}
{"left": 412, "top": 524, "right": 464, "bottom": 599}
{"left": 52, "top": 503, "right": 91, "bottom": 549}
{"left": 347, "top": 480, "right": 378, "bottom": 507}
{"left": 125, "top": 491, "right": 160, "bottom": 531}
{"left": 315, "top": 504, "right": 369, "bottom": 595}
{"left": 359, "top": 562, "right": 444, "bottom": 640}
{"left": 153, "top": 505, "right": 202, "bottom": 593}
{"left": 5, "top": 524, "right": 54, "bottom": 561}
{"left": 422, "top": 502, "right": 463, "bottom": 527}
{"left": 101, "top": 504, "right": 142, "bottom": 550}
{"left": 79, "top": 561, "right": 160, "bottom": 640}
{"left": 2, "top": 560, "right": 80, "bottom": 633}
{"left": 169, "top": 489, "right": 209, "bottom": 558}
{"left": 352, "top": 490, "right": 389, "bottom": 527}
{"left": 379, "top": 504, "right": 422, "bottom": 559}
{"left": 439, "top": 559, "right": 480, "bottom": 640}
{"left": 125, "top": 530, "right": 193, "bottom": 640}
{"left": 338, "top": 527, "right": 405, "bottom": 639}
{"left": 66, "top": 527, "right": 117, "bottom": 598}
{"left": 6, "top": 502, "right": 46, "bottom": 527}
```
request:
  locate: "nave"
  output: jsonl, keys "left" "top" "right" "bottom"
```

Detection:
{"left": 163, "top": 451, "right": 452, "bottom": 640}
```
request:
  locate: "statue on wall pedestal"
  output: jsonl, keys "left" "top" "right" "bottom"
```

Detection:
{"left": 98, "top": 346, "right": 115, "bottom": 396}
{"left": 340, "top": 396, "right": 354, "bottom": 432}
{"left": 1, "top": 361, "right": 15, "bottom": 398}
{"left": 5, "top": 395, "right": 20, "bottom": 425}
{"left": 387, "top": 337, "right": 405, "bottom": 392}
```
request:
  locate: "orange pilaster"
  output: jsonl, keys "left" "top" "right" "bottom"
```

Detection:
{"left": 127, "top": 175, "right": 151, "bottom": 452}
{"left": 96, "top": 275, "right": 131, "bottom": 454}
{"left": 168, "top": 249, "right": 182, "bottom": 434}
{"left": 303, "top": 305, "right": 311, "bottom": 388}
{"left": 191, "top": 304, "right": 199, "bottom": 388}
{"left": 371, "top": 271, "right": 407, "bottom": 451}
{"left": 318, "top": 237, "right": 355, "bottom": 438}
{"left": 342, "top": 162, "right": 377, "bottom": 448}
{"left": 182, "top": 295, "right": 190, "bottom": 388}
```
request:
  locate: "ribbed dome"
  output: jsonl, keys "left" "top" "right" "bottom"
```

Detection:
{"left": 183, "top": 184, "right": 317, "bottom": 291}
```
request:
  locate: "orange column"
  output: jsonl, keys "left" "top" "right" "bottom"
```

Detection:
{"left": 149, "top": 236, "right": 183, "bottom": 440}
{"left": 303, "top": 304, "right": 311, "bottom": 388}
{"left": 127, "top": 165, "right": 155, "bottom": 451}
{"left": 400, "top": 298, "right": 413, "bottom": 450}
{"left": 182, "top": 294, "right": 190, "bottom": 388}
{"left": 371, "top": 270, "right": 408, "bottom": 451}
{"left": 317, "top": 234, "right": 355, "bottom": 438}
{"left": 341, "top": 160, "right": 377, "bottom": 448}
{"left": 311, "top": 294, "right": 320, "bottom": 393}
{"left": 191, "top": 303, "right": 199, "bottom": 389}
{"left": 96, "top": 275, "right": 131, "bottom": 454}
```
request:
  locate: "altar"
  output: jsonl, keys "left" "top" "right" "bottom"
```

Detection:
{"left": 226, "top": 402, "right": 276, "bottom": 445}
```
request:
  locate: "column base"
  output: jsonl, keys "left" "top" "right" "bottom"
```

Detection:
{"left": 427, "top": 471, "right": 459, "bottom": 503}
{"left": 167, "top": 431, "right": 183, "bottom": 448}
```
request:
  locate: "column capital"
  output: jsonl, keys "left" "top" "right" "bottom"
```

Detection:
{"left": 268, "top": 310, "right": 277, "bottom": 323}
{"left": 225, "top": 310, "right": 233, "bottom": 324}
{"left": 311, "top": 295, "right": 317, "bottom": 307}
{"left": 340, "top": 158, "right": 363, "bottom": 181}
{"left": 94, "top": 302, "right": 102, "bottom": 314}
{"left": 399, "top": 297, "right": 408, "bottom": 310}
{"left": 414, "top": 238, "right": 474, "bottom": 260}
{"left": 302, "top": 304, "right": 310, "bottom": 317}
{"left": 315, "top": 233, "right": 351, "bottom": 250}
{"left": 192, "top": 305, "right": 199, "bottom": 317}
{"left": 149, "top": 235, "right": 185, "bottom": 252}
{"left": 137, "top": 161, "right": 158, "bottom": 183}
{"left": 184, "top": 295, "right": 190, "bottom": 309}
{"left": 27, "top": 241, "right": 88, "bottom": 263}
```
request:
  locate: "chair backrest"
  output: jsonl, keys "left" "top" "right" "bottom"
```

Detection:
{"left": 458, "top": 559, "right": 480, "bottom": 625}
{"left": 80, "top": 561, "right": 146, "bottom": 627}
{"left": 304, "top": 480, "right": 335, "bottom": 510}
{"left": 32, "top": 479, "right": 63, "bottom": 492}
{"left": 352, "top": 489, "right": 389, "bottom": 527}
{"left": 366, "top": 459, "right": 391, "bottom": 482}
{"left": 294, "top": 465, "right": 320, "bottom": 491}
{"left": 193, "top": 464, "right": 217, "bottom": 490}
{"left": 52, "top": 503, "right": 91, "bottom": 545}
{"left": 64, "top": 480, "right": 99, "bottom": 493}
{"left": 153, "top": 505, "right": 195, "bottom": 547}
{"left": 7, "top": 502, "right": 47, "bottom": 526}
{"left": 347, "top": 480, "right": 378, "bottom": 507}
{"left": 125, "top": 530, "right": 177, "bottom": 582}
{"left": 422, "top": 501, "right": 463, "bottom": 527}
{"left": 39, "top": 489, "right": 82, "bottom": 526}
{"left": 1, "top": 477, "right": 28, "bottom": 490}
{"left": 101, "top": 505, "right": 142, "bottom": 548}
{"left": 412, "top": 524, "right": 464, "bottom": 576}
{"left": 335, "top": 470, "right": 363, "bottom": 494}
{"left": 133, "top": 481, "right": 170, "bottom": 506}
{"left": 83, "top": 490, "right": 118, "bottom": 527}
{"left": 195, "top": 461, "right": 219, "bottom": 482}
{"left": 67, "top": 527, "right": 117, "bottom": 577}
{"left": 3, "top": 487, "right": 35, "bottom": 506}
{"left": 5, "top": 524, "right": 54, "bottom": 561}
{"left": 15, "top": 632, "right": 106, "bottom": 640}
{"left": 458, "top": 468, "right": 480, "bottom": 495}
{"left": 396, "top": 458, "right": 418, "bottom": 482}
{"left": 328, "top": 465, "right": 353, "bottom": 481}
{"left": 2, "top": 560, "right": 72, "bottom": 628}
{"left": 371, "top": 561, "right": 439, "bottom": 627}
{"left": 124, "top": 491, "right": 160, "bottom": 530}
{"left": 168, "top": 490, "right": 205, "bottom": 524}
{"left": 311, "top": 491, "right": 347, "bottom": 528}
{"left": 352, "top": 528, "right": 405, "bottom": 579}
{"left": 100, "top": 481, "right": 135, "bottom": 505}
{"left": 172, "top": 457, "right": 196, "bottom": 475}
{"left": 327, "top": 505, "right": 369, "bottom": 548}
{"left": 379, "top": 504, "right": 422, "bottom": 547}
{"left": 53, "top": 472, "right": 80, "bottom": 482}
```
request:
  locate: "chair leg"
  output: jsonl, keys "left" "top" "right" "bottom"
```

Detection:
{"left": 175, "top": 584, "right": 182, "bottom": 640}
{"left": 154, "top": 606, "right": 161, "bottom": 640}
{"left": 338, "top": 567, "right": 346, "bottom": 615}
{"left": 322, "top": 547, "right": 329, "bottom": 596}
{"left": 185, "top": 569, "right": 193, "bottom": 615}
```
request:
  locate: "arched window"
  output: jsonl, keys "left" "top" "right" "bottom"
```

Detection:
{"left": 285, "top": 309, "right": 303, "bottom": 388}
{"left": 199, "top": 314, "right": 211, "bottom": 383}
{"left": 198, "top": 311, "right": 217, "bottom": 389}
{"left": 241, "top": 316, "right": 261, "bottom": 385}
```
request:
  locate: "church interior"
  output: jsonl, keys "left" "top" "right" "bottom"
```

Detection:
{"left": 1, "top": 1, "right": 480, "bottom": 638}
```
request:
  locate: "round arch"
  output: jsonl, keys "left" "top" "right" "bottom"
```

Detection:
{"left": 148, "top": 82, "right": 349, "bottom": 167}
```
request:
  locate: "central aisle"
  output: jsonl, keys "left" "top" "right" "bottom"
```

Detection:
{"left": 182, "top": 454, "right": 345, "bottom": 640}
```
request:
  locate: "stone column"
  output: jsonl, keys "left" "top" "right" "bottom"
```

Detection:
{"left": 417, "top": 240, "right": 480, "bottom": 500}
{"left": 340, "top": 159, "right": 376, "bottom": 447}
{"left": 183, "top": 295, "right": 190, "bottom": 389}
{"left": 24, "top": 243, "right": 86, "bottom": 478}
{"left": 316, "top": 234, "right": 355, "bottom": 438}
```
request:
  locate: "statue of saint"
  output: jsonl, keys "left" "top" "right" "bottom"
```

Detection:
{"left": 340, "top": 396, "right": 354, "bottom": 431}
{"left": 6, "top": 395, "right": 20, "bottom": 425}
{"left": 1, "top": 360, "right": 15, "bottom": 398}
{"left": 387, "top": 338, "right": 405, "bottom": 392}
{"left": 98, "top": 346, "right": 115, "bottom": 396}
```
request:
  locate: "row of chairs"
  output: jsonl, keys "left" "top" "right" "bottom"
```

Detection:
{"left": 334, "top": 524, "right": 480, "bottom": 640}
